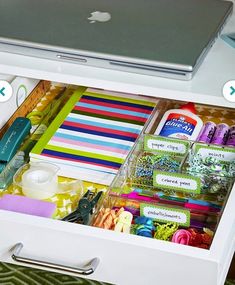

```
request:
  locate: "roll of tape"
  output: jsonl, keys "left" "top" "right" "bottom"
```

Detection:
{"left": 22, "top": 167, "right": 58, "bottom": 200}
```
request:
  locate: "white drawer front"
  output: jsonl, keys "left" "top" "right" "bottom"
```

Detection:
{"left": 1, "top": 182, "right": 235, "bottom": 285}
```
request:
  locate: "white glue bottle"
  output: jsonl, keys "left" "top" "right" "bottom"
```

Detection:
{"left": 154, "top": 102, "right": 203, "bottom": 140}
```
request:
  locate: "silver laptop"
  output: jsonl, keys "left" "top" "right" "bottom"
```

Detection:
{"left": 0, "top": 0, "right": 233, "bottom": 80}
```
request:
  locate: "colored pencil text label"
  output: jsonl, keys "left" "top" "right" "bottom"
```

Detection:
{"left": 153, "top": 171, "right": 201, "bottom": 194}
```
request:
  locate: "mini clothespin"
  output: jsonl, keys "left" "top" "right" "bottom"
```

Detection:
{"left": 114, "top": 211, "right": 133, "bottom": 233}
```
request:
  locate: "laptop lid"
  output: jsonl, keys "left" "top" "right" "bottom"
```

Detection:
{"left": 0, "top": 0, "right": 233, "bottom": 76}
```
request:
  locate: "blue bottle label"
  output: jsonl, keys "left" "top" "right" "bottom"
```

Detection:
{"left": 159, "top": 113, "right": 196, "bottom": 139}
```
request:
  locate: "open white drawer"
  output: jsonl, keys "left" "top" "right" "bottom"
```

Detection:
{"left": 0, "top": 89, "right": 234, "bottom": 285}
{"left": 0, "top": 179, "right": 234, "bottom": 285}
{"left": 0, "top": 7, "right": 235, "bottom": 283}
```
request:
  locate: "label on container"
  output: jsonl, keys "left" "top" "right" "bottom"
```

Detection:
{"left": 144, "top": 135, "right": 190, "bottom": 156}
{"left": 140, "top": 203, "right": 190, "bottom": 226}
{"left": 194, "top": 144, "right": 235, "bottom": 162}
{"left": 159, "top": 113, "right": 197, "bottom": 140}
{"left": 153, "top": 171, "right": 201, "bottom": 194}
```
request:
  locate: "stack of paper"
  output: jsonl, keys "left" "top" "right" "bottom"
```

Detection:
{"left": 30, "top": 87, "right": 157, "bottom": 185}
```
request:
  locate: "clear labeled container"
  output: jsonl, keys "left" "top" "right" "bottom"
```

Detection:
{"left": 93, "top": 134, "right": 235, "bottom": 249}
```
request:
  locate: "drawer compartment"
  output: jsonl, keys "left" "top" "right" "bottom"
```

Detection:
{"left": 0, "top": 208, "right": 234, "bottom": 285}
{"left": 99, "top": 134, "right": 234, "bottom": 250}
{"left": 0, "top": 80, "right": 235, "bottom": 285}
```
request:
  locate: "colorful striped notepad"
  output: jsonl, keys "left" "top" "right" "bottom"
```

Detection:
{"left": 30, "top": 87, "right": 157, "bottom": 185}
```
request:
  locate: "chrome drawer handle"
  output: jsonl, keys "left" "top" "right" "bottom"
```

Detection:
{"left": 11, "top": 243, "right": 100, "bottom": 276}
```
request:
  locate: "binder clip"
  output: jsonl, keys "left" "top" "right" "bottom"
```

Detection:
{"left": 62, "top": 190, "right": 103, "bottom": 225}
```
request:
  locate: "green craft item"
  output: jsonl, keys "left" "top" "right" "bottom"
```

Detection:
{"left": 154, "top": 223, "right": 179, "bottom": 241}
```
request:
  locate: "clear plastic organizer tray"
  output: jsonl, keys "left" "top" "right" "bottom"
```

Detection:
{"left": 0, "top": 85, "right": 160, "bottom": 221}
{"left": 147, "top": 99, "right": 235, "bottom": 139}
{"left": 91, "top": 134, "right": 235, "bottom": 249}
{"left": 112, "top": 135, "right": 234, "bottom": 201}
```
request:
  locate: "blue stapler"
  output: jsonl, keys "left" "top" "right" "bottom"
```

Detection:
{"left": 0, "top": 117, "right": 31, "bottom": 173}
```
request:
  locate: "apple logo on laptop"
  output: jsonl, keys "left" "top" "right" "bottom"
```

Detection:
{"left": 88, "top": 11, "right": 111, "bottom": 23}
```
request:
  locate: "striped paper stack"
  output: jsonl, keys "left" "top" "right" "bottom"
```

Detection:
{"left": 30, "top": 87, "right": 157, "bottom": 185}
